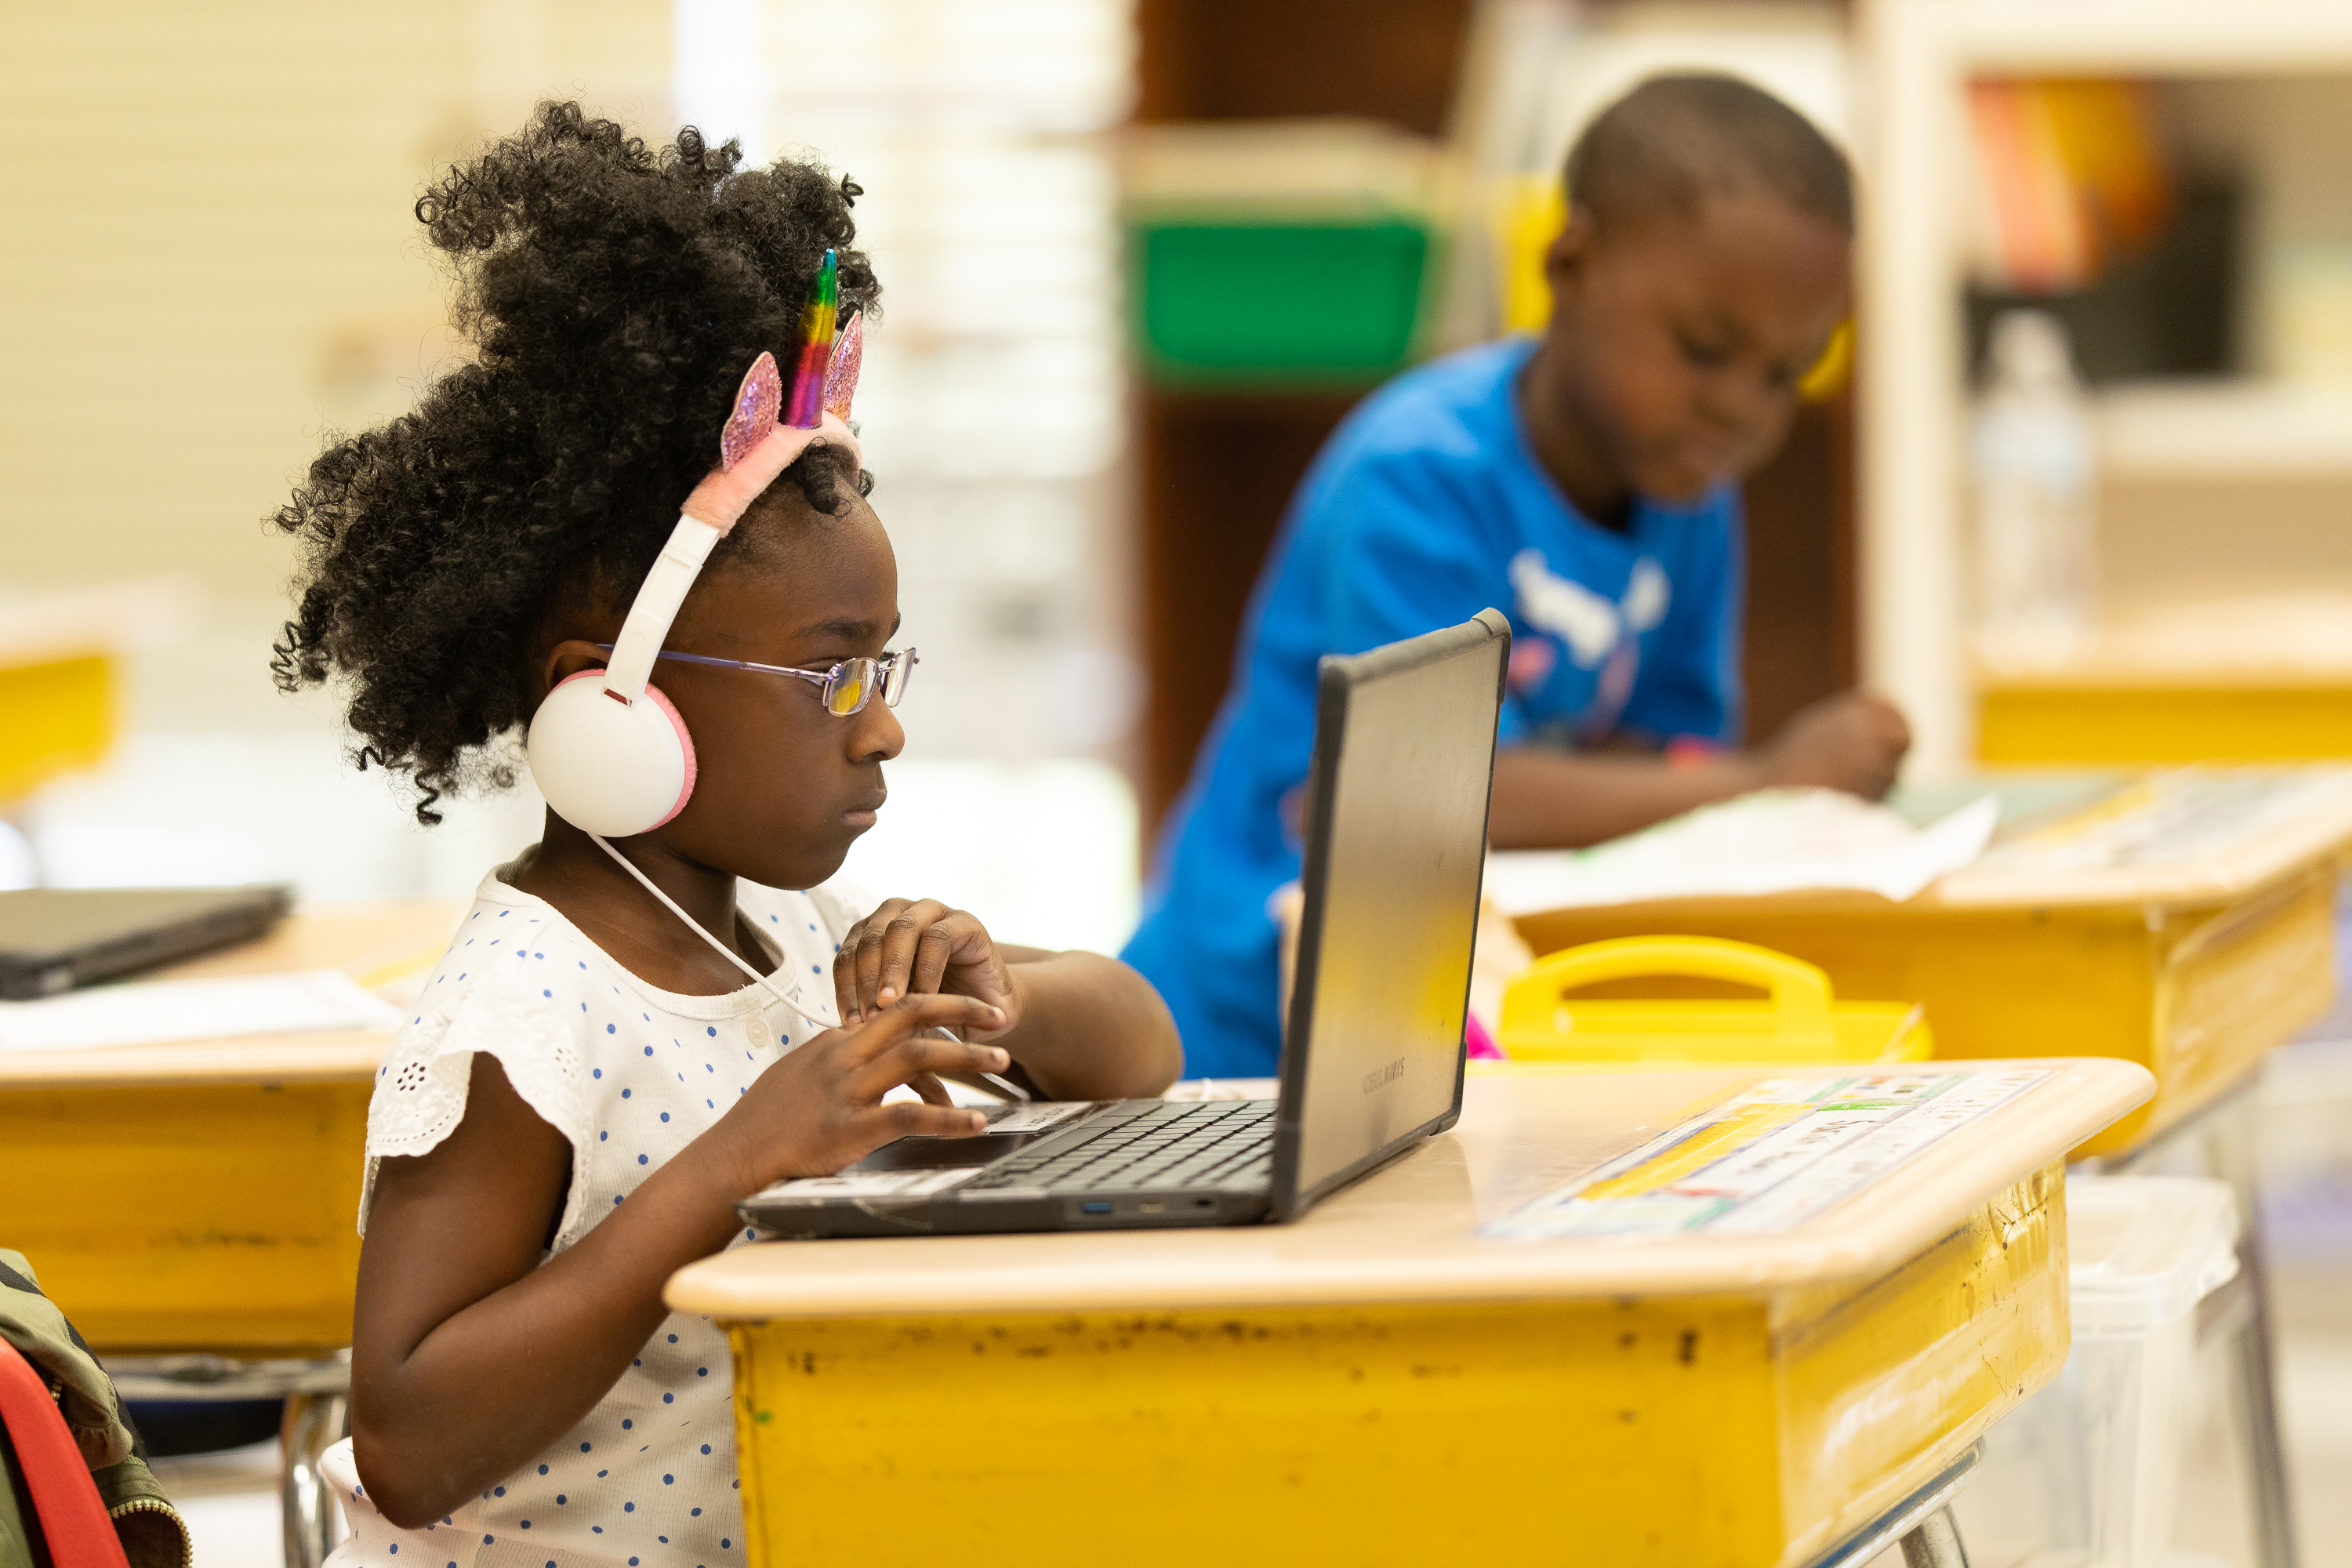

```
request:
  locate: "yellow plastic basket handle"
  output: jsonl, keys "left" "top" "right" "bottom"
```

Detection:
{"left": 1500, "top": 935, "right": 1838, "bottom": 1048}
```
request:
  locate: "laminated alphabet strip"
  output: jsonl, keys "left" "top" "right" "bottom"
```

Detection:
{"left": 1483, "top": 1068, "right": 2053, "bottom": 1240}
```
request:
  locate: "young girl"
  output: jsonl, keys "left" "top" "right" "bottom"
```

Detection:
{"left": 272, "top": 102, "right": 1181, "bottom": 1566}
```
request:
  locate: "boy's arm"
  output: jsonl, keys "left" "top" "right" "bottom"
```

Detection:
{"left": 1488, "top": 690, "right": 1911, "bottom": 849}
{"left": 834, "top": 901, "right": 1182, "bottom": 1100}
{"left": 1489, "top": 744, "right": 1760, "bottom": 849}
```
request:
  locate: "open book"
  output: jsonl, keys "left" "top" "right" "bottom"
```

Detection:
{"left": 1481, "top": 788, "right": 2000, "bottom": 916}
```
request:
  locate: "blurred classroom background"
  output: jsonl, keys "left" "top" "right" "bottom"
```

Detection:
{"left": 0, "top": 0, "right": 1145, "bottom": 953}
{"left": 7, "top": 1, "right": 2352, "bottom": 1564}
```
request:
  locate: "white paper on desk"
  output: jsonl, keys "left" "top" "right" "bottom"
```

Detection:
{"left": 1481, "top": 789, "right": 1999, "bottom": 916}
{"left": 0, "top": 969, "right": 405, "bottom": 1052}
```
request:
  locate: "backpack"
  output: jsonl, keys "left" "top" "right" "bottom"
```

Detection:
{"left": 0, "top": 1250, "right": 189, "bottom": 1568}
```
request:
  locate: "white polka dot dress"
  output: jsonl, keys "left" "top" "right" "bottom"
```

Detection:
{"left": 328, "top": 862, "right": 869, "bottom": 1568}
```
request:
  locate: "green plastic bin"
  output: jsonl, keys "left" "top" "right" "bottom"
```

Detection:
{"left": 1129, "top": 218, "right": 1430, "bottom": 388}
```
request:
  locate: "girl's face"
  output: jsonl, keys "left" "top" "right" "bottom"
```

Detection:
{"left": 631, "top": 492, "right": 906, "bottom": 891}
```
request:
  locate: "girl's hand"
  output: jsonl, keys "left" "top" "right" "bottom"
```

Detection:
{"left": 706, "top": 992, "right": 1008, "bottom": 1194}
{"left": 834, "top": 898, "right": 1022, "bottom": 1042}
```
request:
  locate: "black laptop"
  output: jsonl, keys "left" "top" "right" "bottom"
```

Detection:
{"left": 0, "top": 885, "right": 292, "bottom": 1000}
{"left": 739, "top": 608, "right": 1510, "bottom": 1238}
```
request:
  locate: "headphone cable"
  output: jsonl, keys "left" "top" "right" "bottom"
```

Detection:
{"left": 589, "top": 832, "right": 838, "bottom": 1033}
{"left": 586, "top": 833, "right": 1029, "bottom": 1102}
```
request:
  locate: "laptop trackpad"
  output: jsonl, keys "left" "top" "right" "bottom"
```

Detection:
{"left": 848, "top": 1132, "right": 1038, "bottom": 1172}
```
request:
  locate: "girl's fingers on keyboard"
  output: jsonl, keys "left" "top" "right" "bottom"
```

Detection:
{"left": 858, "top": 1099, "right": 989, "bottom": 1141}
{"left": 848, "top": 1033, "right": 1010, "bottom": 1104}
{"left": 838, "top": 993, "right": 1002, "bottom": 1060}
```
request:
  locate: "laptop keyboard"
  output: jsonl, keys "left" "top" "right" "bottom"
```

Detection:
{"left": 967, "top": 1100, "right": 1276, "bottom": 1193}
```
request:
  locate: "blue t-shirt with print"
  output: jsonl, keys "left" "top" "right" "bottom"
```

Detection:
{"left": 1122, "top": 336, "right": 1746, "bottom": 1077}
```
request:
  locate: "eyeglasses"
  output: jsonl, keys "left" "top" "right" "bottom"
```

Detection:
{"left": 593, "top": 644, "right": 917, "bottom": 717}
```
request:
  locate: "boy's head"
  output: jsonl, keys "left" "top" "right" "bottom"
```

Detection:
{"left": 274, "top": 100, "right": 890, "bottom": 859}
{"left": 1533, "top": 73, "right": 1853, "bottom": 510}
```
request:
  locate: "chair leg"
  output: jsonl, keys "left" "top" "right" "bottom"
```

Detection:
{"left": 1898, "top": 1505, "right": 1970, "bottom": 1568}
{"left": 281, "top": 1391, "right": 349, "bottom": 1568}
{"left": 2204, "top": 1110, "right": 2303, "bottom": 1568}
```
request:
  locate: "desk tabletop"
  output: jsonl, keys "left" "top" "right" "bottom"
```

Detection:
{"left": 0, "top": 899, "right": 460, "bottom": 1088}
{"left": 1515, "top": 768, "right": 2352, "bottom": 923}
{"left": 1927, "top": 767, "right": 2352, "bottom": 908}
{"left": 666, "top": 1057, "right": 2151, "bottom": 1319}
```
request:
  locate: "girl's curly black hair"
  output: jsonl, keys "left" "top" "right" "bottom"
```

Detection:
{"left": 272, "top": 100, "right": 879, "bottom": 823}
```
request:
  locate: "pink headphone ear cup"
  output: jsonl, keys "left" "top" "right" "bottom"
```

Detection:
{"left": 638, "top": 682, "right": 697, "bottom": 829}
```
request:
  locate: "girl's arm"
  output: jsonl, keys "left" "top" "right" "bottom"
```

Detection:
{"left": 350, "top": 993, "right": 1007, "bottom": 1529}
{"left": 834, "top": 901, "right": 1181, "bottom": 1101}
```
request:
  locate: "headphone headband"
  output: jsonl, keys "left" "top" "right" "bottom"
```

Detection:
{"left": 604, "top": 413, "right": 858, "bottom": 704}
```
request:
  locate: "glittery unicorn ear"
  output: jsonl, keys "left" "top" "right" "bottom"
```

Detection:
{"left": 823, "top": 311, "right": 865, "bottom": 423}
{"left": 719, "top": 351, "right": 782, "bottom": 471}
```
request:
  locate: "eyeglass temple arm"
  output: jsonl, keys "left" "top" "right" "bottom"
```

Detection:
{"left": 593, "top": 643, "right": 908, "bottom": 695}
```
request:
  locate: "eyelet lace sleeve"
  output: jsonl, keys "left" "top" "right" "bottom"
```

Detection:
{"left": 358, "top": 960, "right": 592, "bottom": 1238}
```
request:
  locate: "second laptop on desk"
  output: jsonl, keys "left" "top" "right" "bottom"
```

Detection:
{"left": 739, "top": 608, "right": 1510, "bottom": 1238}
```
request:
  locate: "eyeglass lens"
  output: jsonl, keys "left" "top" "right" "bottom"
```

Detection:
{"left": 821, "top": 651, "right": 916, "bottom": 717}
{"left": 824, "top": 660, "right": 873, "bottom": 717}
{"left": 881, "top": 649, "right": 916, "bottom": 708}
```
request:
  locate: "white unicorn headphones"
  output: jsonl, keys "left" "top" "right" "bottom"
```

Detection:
{"left": 527, "top": 285, "right": 862, "bottom": 839}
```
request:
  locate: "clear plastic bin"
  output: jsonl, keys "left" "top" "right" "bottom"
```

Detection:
{"left": 1953, "top": 1174, "right": 2239, "bottom": 1568}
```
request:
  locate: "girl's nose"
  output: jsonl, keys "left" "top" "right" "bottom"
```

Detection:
{"left": 851, "top": 700, "right": 905, "bottom": 764}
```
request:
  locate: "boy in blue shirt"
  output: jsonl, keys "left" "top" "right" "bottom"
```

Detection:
{"left": 1126, "top": 74, "right": 1911, "bottom": 1077}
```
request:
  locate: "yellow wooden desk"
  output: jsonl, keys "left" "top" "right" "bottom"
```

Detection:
{"left": 669, "top": 1061, "right": 2151, "bottom": 1568}
{"left": 1512, "top": 769, "right": 2352, "bottom": 1157}
{"left": 0, "top": 900, "right": 459, "bottom": 1352}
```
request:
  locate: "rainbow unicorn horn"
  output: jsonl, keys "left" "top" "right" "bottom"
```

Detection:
{"left": 783, "top": 249, "right": 840, "bottom": 429}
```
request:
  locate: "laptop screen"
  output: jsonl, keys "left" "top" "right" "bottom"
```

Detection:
{"left": 1271, "top": 611, "right": 1507, "bottom": 1217}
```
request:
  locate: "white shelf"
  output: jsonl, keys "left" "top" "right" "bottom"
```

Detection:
{"left": 2096, "top": 382, "right": 2352, "bottom": 481}
{"left": 1860, "top": 0, "right": 2352, "bottom": 773}
{"left": 1922, "top": 0, "right": 2352, "bottom": 74}
{"left": 1974, "top": 592, "right": 2352, "bottom": 685}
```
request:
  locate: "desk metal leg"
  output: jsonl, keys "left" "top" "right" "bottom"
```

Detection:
{"left": 1898, "top": 1507, "right": 1970, "bottom": 1568}
{"left": 2102, "top": 1085, "right": 2301, "bottom": 1568}
{"left": 1803, "top": 1445, "right": 1980, "bottom": 1568}
{"left": 281, "top": 1390, "right": 348, "bottom": 1568}
{"left": 2201, "top": 1102, "right": 2302, "bottom": 1568}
